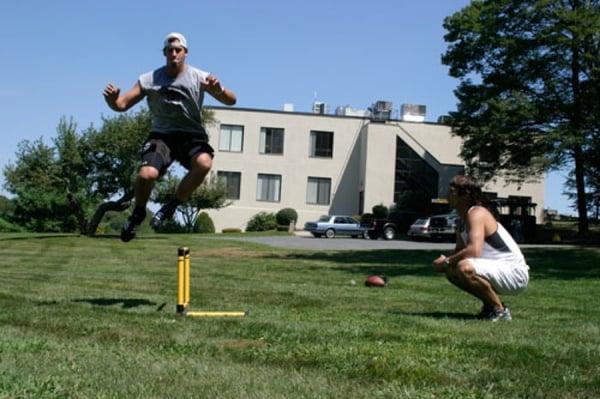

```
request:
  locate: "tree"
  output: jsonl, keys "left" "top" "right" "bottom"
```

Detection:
{"left": 564, "top": 138, "right": 600, "bottom": 220}
{"left": 152, "top": 172, "right": 230, "bottom": 233}
{"left": 3, "top": 134, "right": 79, "bottom": 232}
{"left": 442, "top": 0, "right": 600, "bottom": 236}
{"left": 3, "top": 108, "right": 217, "bottom": 234}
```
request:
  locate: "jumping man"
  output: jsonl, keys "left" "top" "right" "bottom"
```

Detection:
{"left": 103, "top": 32, "right": 236, "bottom": 242}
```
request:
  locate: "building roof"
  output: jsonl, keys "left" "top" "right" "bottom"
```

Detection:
{"left": 207, "top": 105, "right": 464, "bottom": 166}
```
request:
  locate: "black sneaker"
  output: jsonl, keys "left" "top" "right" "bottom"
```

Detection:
{"left": 486, "top": 307, "right": 512, "bottom": 322}
{"left": 477, "top": 302, "right": 506, "bottom": 319}
{"left": 150, "top": 200, "right": 179, "bottom": 229}
{"left": 476, "top": 304, "right": 495, "bottom": 319}
{"left": 120, "top": 208, "right": 146, "bottom": 242}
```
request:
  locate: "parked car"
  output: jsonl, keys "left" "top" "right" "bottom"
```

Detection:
{"left": 407, "top": 218, "right": 431, "bottom": 240}
{"left": 428, "top": 211, "right": 459, "bottom": 241}
{"left": 407, "top": 211, "right": 459, "bottom": 242}
{"left": 304, "top": 215, "right": 369, "bottom": 239}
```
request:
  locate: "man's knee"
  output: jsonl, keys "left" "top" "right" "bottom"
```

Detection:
{"left": 455, "top": 259, "right": 476, "bottom": 278}
{"left": 190, "top": 153, "right": 212, "bottom": 174}
{"left": 138, "top": 166, "right": 160, "bottom": 182}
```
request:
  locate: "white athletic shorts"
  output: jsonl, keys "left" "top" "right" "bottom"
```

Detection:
{"left": 467, "top": 258, "right": 529, "bottom": 295}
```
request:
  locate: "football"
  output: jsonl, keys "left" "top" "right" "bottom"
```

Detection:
{"left": 364, "top": 275, "right": 388, "bottom": 287}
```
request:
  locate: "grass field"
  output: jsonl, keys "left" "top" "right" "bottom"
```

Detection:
{"left": 1, "top": 233, "right": 599, "bottom": 398}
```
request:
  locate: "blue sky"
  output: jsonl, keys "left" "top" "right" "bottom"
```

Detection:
{"left": 0, "top": 0, "right": 572, "bottom": 214}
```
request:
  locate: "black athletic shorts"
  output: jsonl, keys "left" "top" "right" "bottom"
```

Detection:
{"left": 141, "top": 131, "right": 215, "bottom": 175}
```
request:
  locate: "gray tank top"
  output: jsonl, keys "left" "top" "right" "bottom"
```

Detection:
{"left": 139, "top": 65, "right": 210, "bottom": 139}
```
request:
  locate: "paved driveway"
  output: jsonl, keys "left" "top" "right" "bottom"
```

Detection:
{"left": 217, "top": 232, "right": 455, "bottom": 251}
{"left": 215, "top": 232, "right": 569, "bottom": 251}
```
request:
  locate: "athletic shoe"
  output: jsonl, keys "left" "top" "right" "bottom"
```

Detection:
{"left": 120, "top": 207, "right": 146, "bottom": 242}
{"left": 476, "top": 302, "right": 506, "bottom": 319}
{"left": 476, "top": 304, "right": 495, "bottom": 319}
{"left": 150, "top": 200, "right": 178, "bottom": 229}
{"left": 486, "top": 307, "right": 512, "bottom": 322}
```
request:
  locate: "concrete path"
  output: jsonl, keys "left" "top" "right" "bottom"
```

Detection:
{"left": 214, "top": 231, "right": 571, "bottom": 251}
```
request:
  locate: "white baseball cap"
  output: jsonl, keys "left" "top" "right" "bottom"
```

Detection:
{"left": 163, "top": 32, "right": 187, "bottom": 50}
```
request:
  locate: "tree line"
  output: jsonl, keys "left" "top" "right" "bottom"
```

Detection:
{"left": 1, "top": 108, "right": 229, "bottom": 234}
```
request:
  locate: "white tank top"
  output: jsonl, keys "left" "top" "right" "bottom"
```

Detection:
{"left": 460, "top": 206, "right": 527, "bottom": 267}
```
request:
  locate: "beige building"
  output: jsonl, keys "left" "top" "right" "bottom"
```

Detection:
{"left": 203, "top": 106, "right": 545, "bottom": 232}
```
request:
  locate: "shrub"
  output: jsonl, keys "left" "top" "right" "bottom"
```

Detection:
{"left": 361, "top": 213, "right": 374, "bottom": 223}
{"left": 0, "top": 217, "right": 23, "bottom": 232}
{"left": 246, "top": 212, "right": 278, "bottom": 232}
{"left": 194, "top": 212, "right": 215, "bottom": 233}
{"left": 222, "top": 228, "right": 242, "bottom": 233}
{"left": 372, "top": 204, "right": 389, "bottom": 219}
{"left": 276, "top": 208, "right": 298, "bottom": 227}
{"left": 155, "top": 219, "right": 187, "bottom": 233}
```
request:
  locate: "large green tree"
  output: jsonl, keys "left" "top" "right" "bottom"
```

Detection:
{"left": 3, "top": 108, "right": 217, "bottom": 234}
{"left": 442, "top": 0, "right": 600, "bottom": 236}
{"left": 4, "top": 120, "right": 85, "bottom": 232}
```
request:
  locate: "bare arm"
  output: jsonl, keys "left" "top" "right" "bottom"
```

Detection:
{"left": 103, "top": 81, "right": 145, "bottom": 112}
{"left": 432, "top": 208, "right": 488, "bottom": 272}
{"left": 203, "top": 75, "right": 237, "bottom": 106}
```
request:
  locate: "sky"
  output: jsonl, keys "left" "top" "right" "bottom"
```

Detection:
{"left": 0, "top": 0, "right": 573, "bottom": 215}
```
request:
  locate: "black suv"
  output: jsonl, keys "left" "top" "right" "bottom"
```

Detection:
{"left": 365, "top": 212, "right": 418, "bottom": 240}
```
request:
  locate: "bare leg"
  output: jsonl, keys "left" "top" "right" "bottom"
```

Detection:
{"left": 121, "top": 166, "right": 160, "bottom": 242}
{"left": 135, "top": 166, "right": 160, "bottom": 207}
{"left": 150, "top": 153, "right": 213, "bottom": 228}
{"left": 446, "top": 259, "right": 503, "bottom": 309}
{"left": 174, "top": 153, "right": 213, "bottom": 201}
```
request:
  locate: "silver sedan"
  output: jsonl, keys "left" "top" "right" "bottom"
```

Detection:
{"left": 304, "top": 215, "right": 369, "bottom": 239}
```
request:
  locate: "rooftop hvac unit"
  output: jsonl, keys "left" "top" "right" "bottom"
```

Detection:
{"left": 335, "top": 105, "right": 370, "bottom": 117}
{"left": 401, "top": 104, "right": 426, "bottom": 122}
{"left": 313, "top": 101, "right": 329, "bottom": 114}
{"left": 283, "top": 103, "right": 294, "bottom": 112}
{"left": 437, "top": 115, "right": 452, "bottom": 125}
{"left": 369, "top": 100, "right": 393, "bottom": 121}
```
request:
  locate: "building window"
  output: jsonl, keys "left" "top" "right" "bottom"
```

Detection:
{"left": 309, "top": 130, "right": 334, "bottom": 158}
{"left": 307, "top": 177, "right": 331, "bottom": 205}
{"left": 219, "top": 124, "right": 244, "bottom": 152}
{"left": 217, "top": 171, "right": 241, "bottom": 200}
{"left": 260, "top": 127, "right": 284, "bottom": 155}
{"left": 394, "top": 136, "right": 439, "bottom": 203}
{"left": 257, "top": 174, "right": 281, "bottom": 202}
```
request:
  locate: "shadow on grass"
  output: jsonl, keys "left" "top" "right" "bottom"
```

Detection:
{"left": 268, "top": 248, "right": 600, "bottom": 280}
{"left": 523, "top": 248, "right": 600, "bottom": 280}
{"left": 0, "top": 234, "right": 77, "bottom": 241}
{"left": 269, "top": 250, "right": 439, "bottom": 278}
{"left": 391, "top": 310, "right": 477, "bottom": 320}
{"left": 0, "top": 234, "right": 167, "bottom": 241}
{"left": 73, "top": 298, "right": 157, "bottom": 309}
{"left": 89, "top": 234, "right": 168, "bottom": 240}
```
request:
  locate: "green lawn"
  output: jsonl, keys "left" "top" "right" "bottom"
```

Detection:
{"left": 0, "top": 233, "right": 599, "bottom": 398}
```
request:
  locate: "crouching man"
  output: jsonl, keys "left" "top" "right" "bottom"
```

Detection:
{"left": 432, "top": 175, "right": 529, "bottom": 321}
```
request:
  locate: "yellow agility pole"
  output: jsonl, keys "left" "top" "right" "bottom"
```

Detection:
{"left": 176, "top": 246, "right": 248, "bottom": 318}
{"left": 176, "top": 247, "right": 189, "bottom": 314}
{"left": 184, "top": 248, "right": 190, "bottom": 306}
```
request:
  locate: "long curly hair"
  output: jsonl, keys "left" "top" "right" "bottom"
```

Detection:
{"left": 449, "top": 175, "right": 486, "bottom": 209}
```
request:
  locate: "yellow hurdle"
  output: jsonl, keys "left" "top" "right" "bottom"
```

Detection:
{"left": 176, "top": 246, "right": 247, "bottom": 318}
{"left": 176, "top": 247, "right": 189, "bottom": 314}
{"left": 186, "top": 311, "right": 250, "bottom": 317}
{"left": 184, "top": 249, "right": 190, "bottom": 306}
